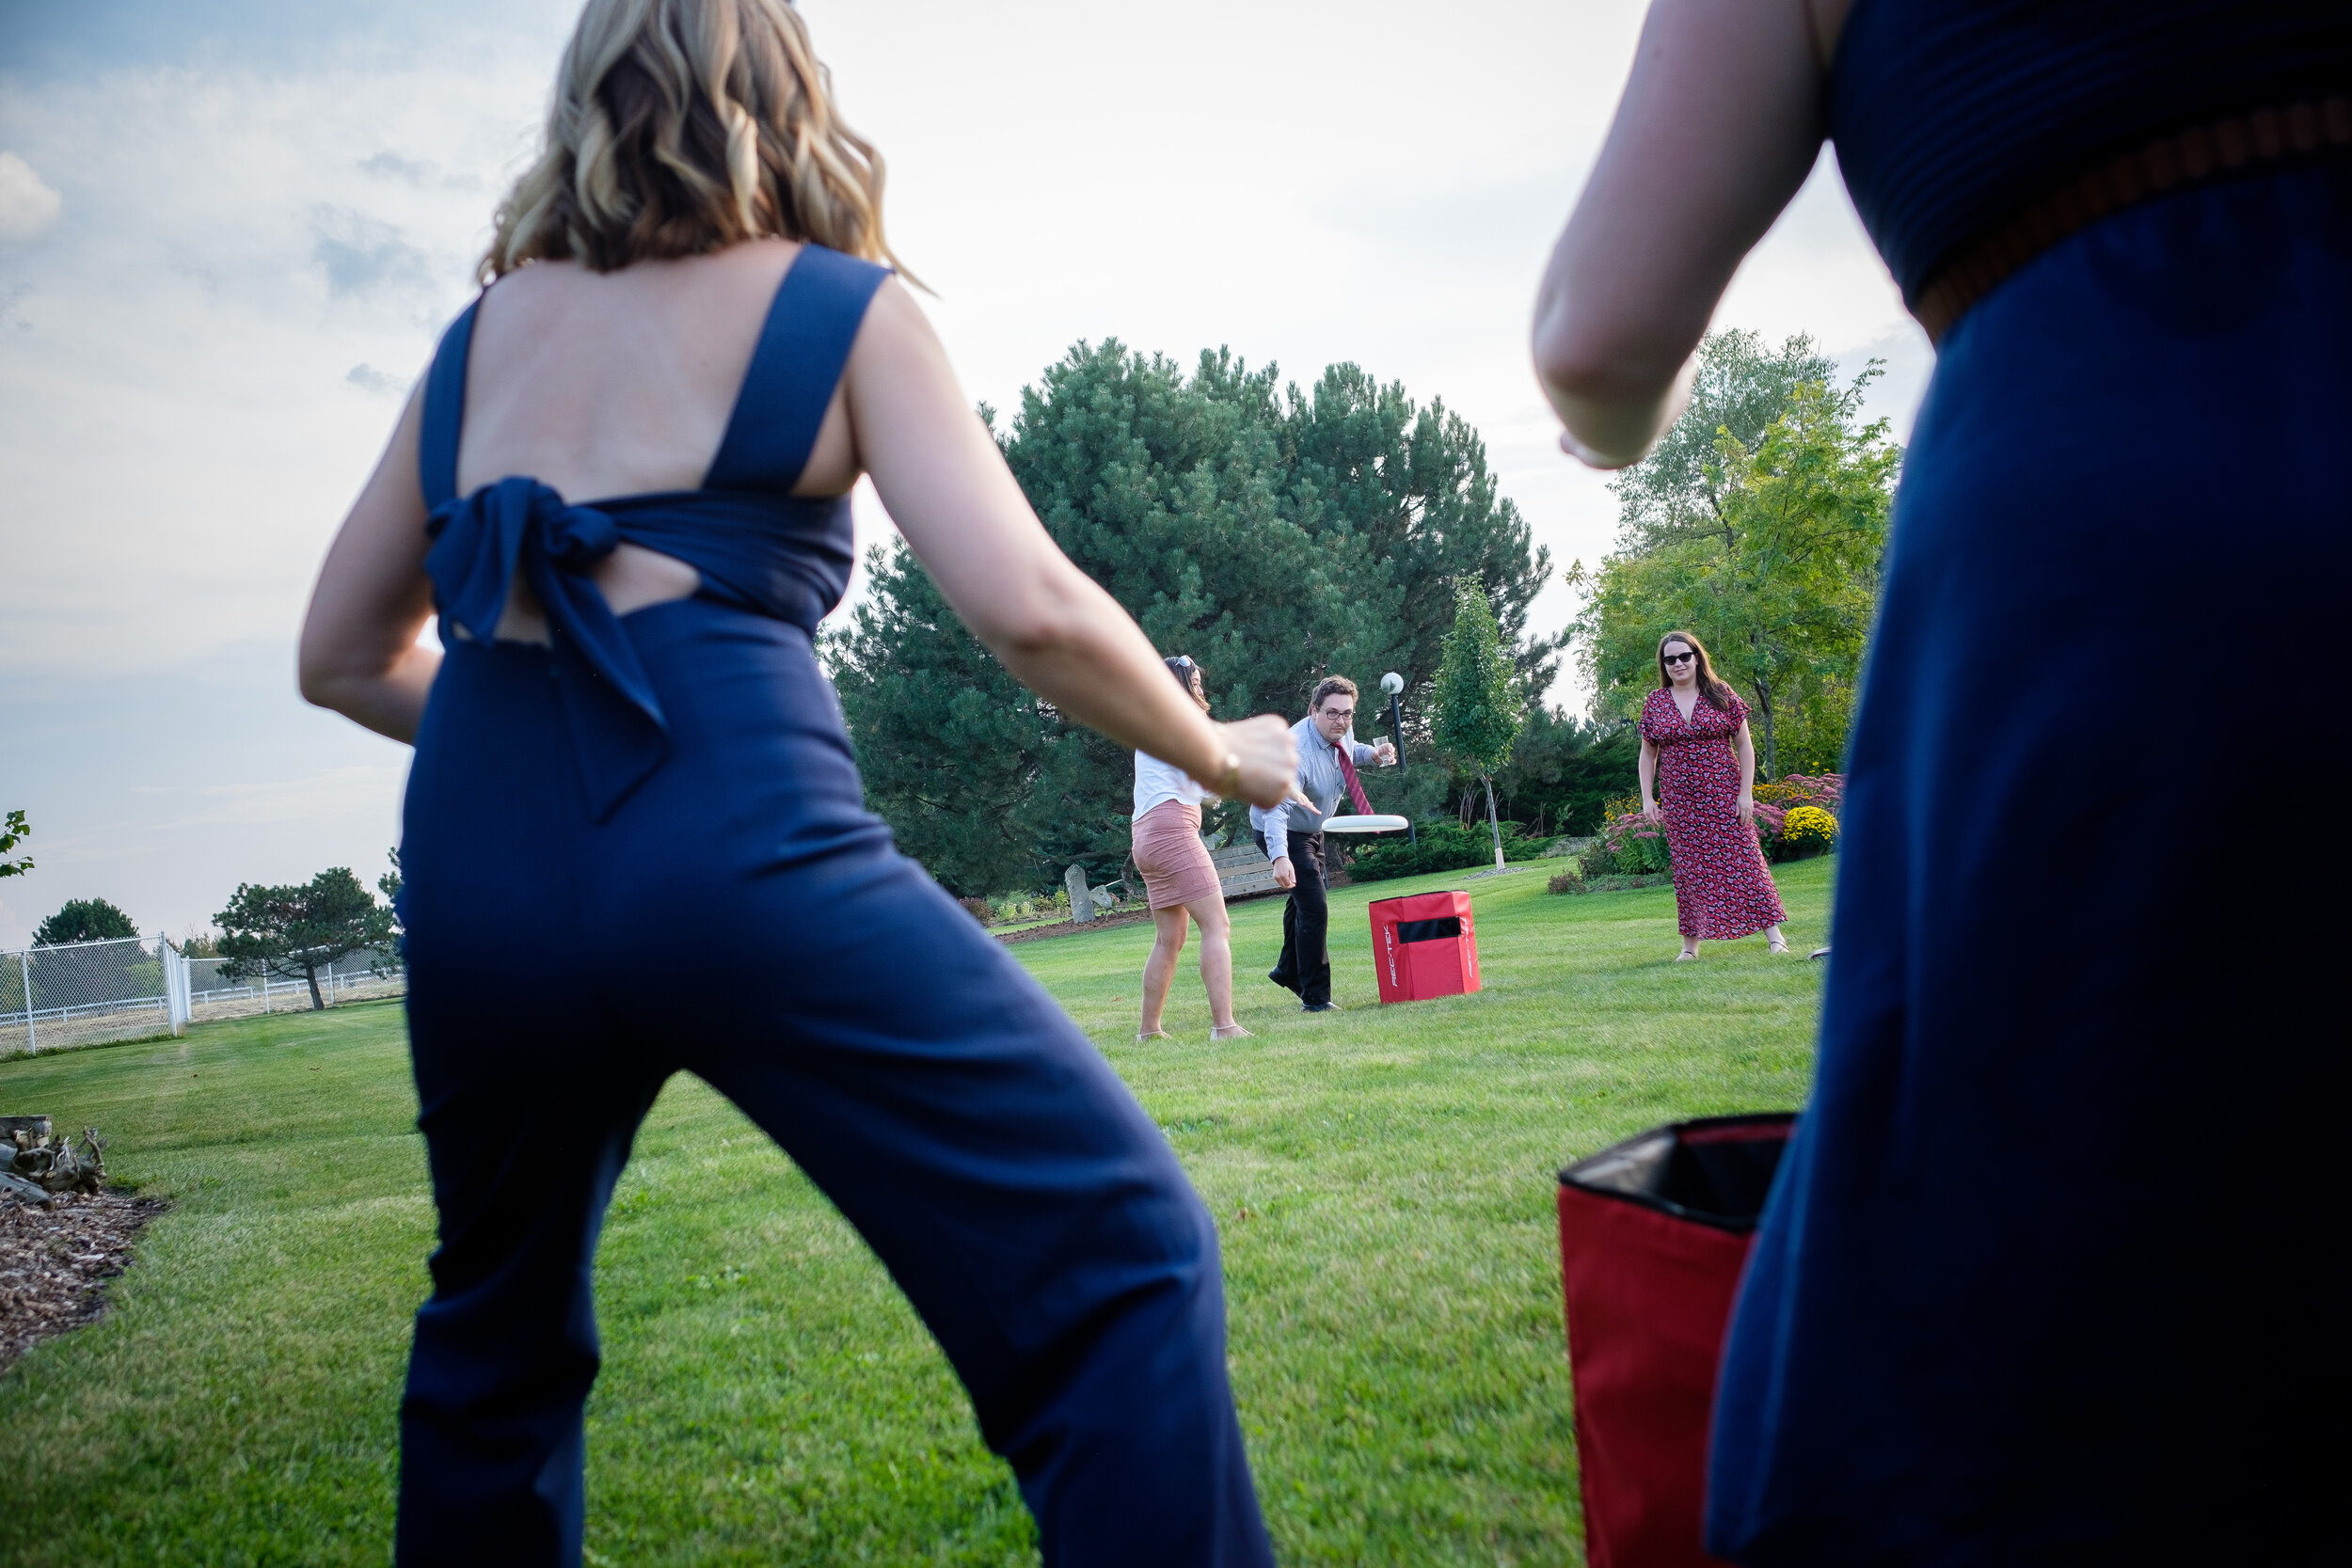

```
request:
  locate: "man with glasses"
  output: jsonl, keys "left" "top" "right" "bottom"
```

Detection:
{"left": 1251, "top": 676, "right": 1397, "bottom": 1012}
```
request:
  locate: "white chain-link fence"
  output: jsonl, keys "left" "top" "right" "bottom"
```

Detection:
{"left": 0, "top": 935, "right": 405, "bottom": 1056}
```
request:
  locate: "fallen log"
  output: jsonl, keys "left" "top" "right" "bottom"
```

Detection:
{"left": 4, "top": 1121, "right": 104, "bottom": 1196}
{"left": 0, "top": 1169, "right": 49, "bottom": 1207}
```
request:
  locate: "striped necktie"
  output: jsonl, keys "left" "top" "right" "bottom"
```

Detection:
{"left": 1334, "top": 743, "right": 1373, "bottom": 815}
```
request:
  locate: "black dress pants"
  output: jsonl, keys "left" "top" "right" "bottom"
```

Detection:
{"left": 1254, "top": 830, "right": 1330, "bottom": 1006}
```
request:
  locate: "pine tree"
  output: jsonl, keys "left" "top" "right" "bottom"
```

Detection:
{"left": 215, "top": 869, "right": 395, "bottom": 1011}
{"left": 33, "top": 897, "right": 136, "bottom": 946}
{"left": 829, "top": 341, "right": 1557, "bottom": 895}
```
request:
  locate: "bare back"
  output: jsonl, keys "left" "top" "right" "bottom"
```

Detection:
{"left": 456, "top": 239, "right": 862, "bottom": 634}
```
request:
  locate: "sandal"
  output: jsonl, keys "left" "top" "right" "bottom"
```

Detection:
{"left": 1209, "top": 1024, "right": 1254, "bottom": 1042}
{"left": 1768, "top": 937, "right": 1789, "bottom": 955}
{"left": 1675, "top": 950, "right": 1699, "bottom": 962}
{"left": 1136, "top": 1029, "right": 1171, "bottom": 1042}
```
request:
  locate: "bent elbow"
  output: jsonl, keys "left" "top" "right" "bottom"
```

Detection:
{"left": 1534, "top": 313, "right": 1680, "bottom": 415}
{"left": 296, "top": 660, "right": 342, "bottom": 713}
{"left": 991, "top": 613, "right": 1083, "bottom": 667}
{"left": 1531, "top": 318, "right": 1611, "bottom": 410}
{"left": 297, "top": 641, "right": 373, "bottom": 716}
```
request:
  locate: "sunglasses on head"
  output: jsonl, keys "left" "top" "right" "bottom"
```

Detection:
{"left": 1663, "top": 650, "right": 1697, "bottom": 665}
{"left": 1172, "top": 656, "right": 1195, "bottom": 668}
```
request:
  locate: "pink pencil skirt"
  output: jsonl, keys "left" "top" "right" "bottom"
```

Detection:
{"left": 1131, "top": 800, "right": 1223, "bottom": 911}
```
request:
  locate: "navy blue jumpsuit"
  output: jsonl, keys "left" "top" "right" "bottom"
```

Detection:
{"left": 392, "top": 245, "right": 1274, "bottom": 1566}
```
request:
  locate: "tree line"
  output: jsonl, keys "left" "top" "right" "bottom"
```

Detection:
{"left": 4, "top": 810, "right": 399, "bottom": 1014}
{"left": 828, "top": 341, "right": 1572, "bottom": 895}
{"left": 5, "top": 330, "right": 1895, "bottom": 961}
{"left": 829, "top": 329, "right": 1899, "bottom": 896}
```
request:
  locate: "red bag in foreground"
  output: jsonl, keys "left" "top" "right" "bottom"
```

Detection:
{"left": 1557, "top": 1114, "right": 1795, "bottom": 1568}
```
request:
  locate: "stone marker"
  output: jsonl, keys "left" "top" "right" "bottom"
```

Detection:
{"left": 1065, "top": 864, "right": 1093, "bottom": 924}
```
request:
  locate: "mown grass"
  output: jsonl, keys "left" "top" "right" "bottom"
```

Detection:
{"left": 0, "top": 857, "right": 1832, "bottom": 1566}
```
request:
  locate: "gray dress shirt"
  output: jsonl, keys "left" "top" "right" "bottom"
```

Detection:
{"left": 1250, "top": 716, "right": 1379, "bottom": 863}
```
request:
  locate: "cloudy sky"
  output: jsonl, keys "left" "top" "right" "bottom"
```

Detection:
{"left": 0, "top": 0, "right": 1929, "bottom": 948}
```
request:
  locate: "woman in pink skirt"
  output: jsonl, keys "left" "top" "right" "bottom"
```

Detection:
{"left": 1132, "top": 657, "right": 1253, "bottom": 1042}
{"left": 1637, "top": 631, "right": 1788, "bottom": 960}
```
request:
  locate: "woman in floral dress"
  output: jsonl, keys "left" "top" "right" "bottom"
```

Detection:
{"left": 1637, "top": 630, "right": 1788, "bottom": 959}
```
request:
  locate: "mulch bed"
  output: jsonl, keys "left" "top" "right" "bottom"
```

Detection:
{"left": 0, "top": 1189, "right": 164, "bottom": 1376}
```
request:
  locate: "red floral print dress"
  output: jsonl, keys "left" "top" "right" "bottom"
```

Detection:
{"left": 1641, "top": 688, "right": 1787, "bottom": 941}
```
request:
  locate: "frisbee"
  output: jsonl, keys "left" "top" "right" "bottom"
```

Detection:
{"left": 1318, "top": 814, "right": 1410, "bottom": 834}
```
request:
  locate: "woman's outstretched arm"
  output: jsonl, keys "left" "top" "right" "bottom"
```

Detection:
{"left": 844, "top": 280, "right": 1298, "bottom": 808}
{"left": 1532, "top": 0, "right": 1846, "bottom": 468}
{"left": 297, "top": 384, "right": 439, "bottom": 742}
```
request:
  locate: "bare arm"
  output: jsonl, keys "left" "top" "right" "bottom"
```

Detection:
{"left": 1532, "top": 0, "right": 1842, "bottom": 468}
{"left": 1734, "top": 719, "right": 1757, "bottom": 827}
{"left": 297, "top": 385, "right": 440, "bottom": 742}
{"left": 1639, "top": 735, "right": 1661, "bottom": 821}
{"left": 846, "top": 280, "right": 1295, "bottom": 805}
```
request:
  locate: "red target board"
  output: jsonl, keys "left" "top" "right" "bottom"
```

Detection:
{"left": 1369, "top": 890, "right": 1480, "bottom": 1003}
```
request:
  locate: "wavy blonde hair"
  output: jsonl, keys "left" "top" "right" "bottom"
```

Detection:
{"left": 481, "top": 0, "right": 909, "bottom": 281}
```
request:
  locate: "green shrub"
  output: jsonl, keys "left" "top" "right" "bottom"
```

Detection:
{"left": 1594, "top": 812, "right": 1672, "bottom": 876}
{"left": 1778, "top": 805, "right": 1836, "bottom": 857}
{"left": 1551, "top": 871, "right": 1675, "bottom": 895}
{"left": 1754, "top": 773, "right": 1845, "bottom": 863}
{"left": 1346, "top": 819, "right": 1547, "bottom": 883}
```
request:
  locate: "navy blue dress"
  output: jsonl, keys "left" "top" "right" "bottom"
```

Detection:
{"left": 1707, "top": 5, "right": 2352, "bottom": 1563}
{"left": 393, "top": 245, "right": 1274, "bottom": 1567}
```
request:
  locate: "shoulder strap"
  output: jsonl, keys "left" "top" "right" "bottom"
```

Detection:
{"left": 705, "top": 245, "right": 890, "bottom": 493}
{"left": 418, "top": 298, "right": 481, "bottom": 508}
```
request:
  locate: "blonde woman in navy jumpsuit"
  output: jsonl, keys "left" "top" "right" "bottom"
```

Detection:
{"left": 296, "top": 2, "right": 1296, "bottom": 1561}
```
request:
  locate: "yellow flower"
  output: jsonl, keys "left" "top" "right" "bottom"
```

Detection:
{"left": 1782, "top": 805, "right": 1837, "bottom": 847}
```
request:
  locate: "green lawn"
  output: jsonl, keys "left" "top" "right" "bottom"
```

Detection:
{"left": 0, "top": 858, "right": 1832, "bottom": 1567}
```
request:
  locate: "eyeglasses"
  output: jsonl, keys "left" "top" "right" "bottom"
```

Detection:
{"left": 1662, "top": 651, "right": 1697, "bottom": 665}
{"left": 1172, "top": 656, "right": 1194, "bottom": 668}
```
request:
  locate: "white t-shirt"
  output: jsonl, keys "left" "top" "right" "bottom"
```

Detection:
{"left": 1133, "top": 751, "right": 1207, "bottom": 820}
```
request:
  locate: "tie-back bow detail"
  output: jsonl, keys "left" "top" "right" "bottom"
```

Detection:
{"left": 424, "top": 477, "right": 669, "bottom": 822}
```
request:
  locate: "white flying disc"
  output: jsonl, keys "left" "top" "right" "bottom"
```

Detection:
{"left": 1318, "top": 814, "right": 1410, "bottom": 834}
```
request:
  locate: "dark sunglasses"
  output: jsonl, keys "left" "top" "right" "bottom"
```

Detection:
{"left": 1662, "top": 650, "right": 1697, "bottom": 665}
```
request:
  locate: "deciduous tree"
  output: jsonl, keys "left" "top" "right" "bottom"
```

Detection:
{"left": 1432, "top": 581, "right": 1526, "bottom": 871}
{"left": 1608, "top": 328, "right": 1838, "bottom": 555}
{"left": 1575, "top": 356, "right": 1899, "bottom": 778}
{"left": 0, "top": 809, "right": 30, "bottom": 879}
